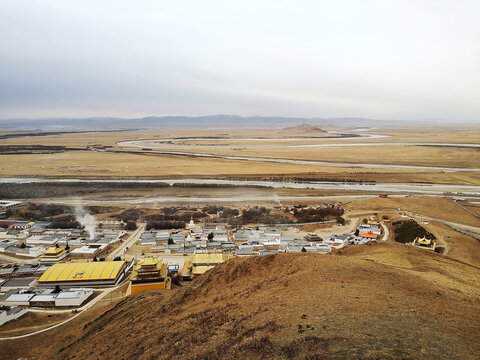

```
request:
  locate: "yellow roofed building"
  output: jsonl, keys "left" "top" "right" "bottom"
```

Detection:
{"left": 182, "top": 253, "right": 230, "bottom": 279}
{"left": 412, "top": 236, "right": 436, "bottom": 252}
{"left": 40, "top": 246, "right": 68, "bottom": 263}
{"left": 38, "top": 260, "right": 131, "bottom": 287}
{"left": 130, "top": 257, "right": 170, "bottom": 294}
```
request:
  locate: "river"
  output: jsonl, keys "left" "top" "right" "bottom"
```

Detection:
{"left": 1, "top": 177, "right": 479, "bottom": 196}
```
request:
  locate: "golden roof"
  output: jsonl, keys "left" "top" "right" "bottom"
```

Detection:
{"left": 39, "top": 261, "right": 125, "bottom": 282}
{"left": 191, "top": 253, "right": 228, "bottom": 265}
{"left": 132, "top": 257, "right": 168, "bottom": 277}
{"left": 181, "top": 257, "right": 193, "bottom": 277}
{"left": 415, "top": 236, "right": 434, "bottom": 244}
{"left": 43, "top": 247, "right": 66, "bottom": 256}
{"left": 192, "top": 265, "right": 216, "bottom": 275}
{"left": 139, "top": 257, "right": 158, "bottom": 267}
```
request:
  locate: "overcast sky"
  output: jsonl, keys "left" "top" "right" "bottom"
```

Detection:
{"left": 0, "top": 0, "right": 479, "bottom": 121}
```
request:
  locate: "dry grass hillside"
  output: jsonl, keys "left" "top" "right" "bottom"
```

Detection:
{"left": 281, "top": 123, "right": 328, "bottom": 134}
{"left": 346, "top": 196, "right": 480, "bottom": 227}
{"left": 3, "top": 243, "right": 479, "bottom": 360}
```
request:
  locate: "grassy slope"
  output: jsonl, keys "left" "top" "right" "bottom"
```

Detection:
{"left": 4, "top": 243, "right": 479, "bottom": 360}
{"left": 346, "top": 196, "right": 480, "bottom": 228}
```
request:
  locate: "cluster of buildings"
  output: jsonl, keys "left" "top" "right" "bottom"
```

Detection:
{"left": 0, "top": 201, "right": 23, "bottom": 219}
{"left": 0, "top": 280, "right": 94, "bottom": 325}
{"left": 140, "top": 220, "right": 314, "bottom": 257}
{"left": 301, "top": 223, "right": 380, "bottom": 253}
{"left": 0, "top": 259, "right": 136, "bottom": 325}
{"left": 138, "top": 217, "right": 384, "bottom": 261}
{"left": 141, "top": 220, "right": 234, "bottom": 255}
{"left": 171, "top": 220, "right": 382, "bottom": 280}
{"left": 0, "top": 274, "right": 98, "bottom": 326}
{"left": 1, "top": 285, "right": 93, "bottom": 308}
{"left": 1, "top": 260, "right": 132, "bottom": 299}
{"left": 0, "top": 207, "right": 386, "bottom": 328}
{"left": 0, "top": 220, "right": 126, "bottom": 263}
{"left": 353, "top": 221, "right": 382, "bottom": 243}
{"left": 234, "top": 228, "right": 324, "bottom": 255}
{"left": 0, "top": 217, "right": 132, "bottom": 327}
{"left": 0, "top": 262, "right": 50, "bottom": 278}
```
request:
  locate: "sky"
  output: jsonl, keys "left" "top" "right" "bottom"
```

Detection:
{"left": 0, "top": 0, "right": 479, "bottom": 122}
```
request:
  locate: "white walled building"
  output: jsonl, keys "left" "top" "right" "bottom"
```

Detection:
{"left": 0, "top": 306, "right": 27, "bottom": 326}
{"left": 55, "top": 288, "right": 93, "bottom": 307}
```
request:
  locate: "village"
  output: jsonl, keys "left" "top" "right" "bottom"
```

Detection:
{"left": 0, "top": 196, "right": 444, "bottom": 328}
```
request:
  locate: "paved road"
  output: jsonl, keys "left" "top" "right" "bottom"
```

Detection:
{"left": 108, "top": 222, "right": 146, "bottom": 259}
{"left": 454, "top": 199, "right": 480, "bottom": 219}
{"left": 409, "top": 214, "right": 480, "bottom": 234}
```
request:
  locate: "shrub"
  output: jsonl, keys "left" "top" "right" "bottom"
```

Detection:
{"left": 125, "top": 220, "right": 137, "bottom": 230}
{"left": 117, "top": 209, "right": 142, "bottom": 221}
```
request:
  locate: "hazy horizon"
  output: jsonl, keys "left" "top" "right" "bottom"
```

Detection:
{"left": 1, "top": 1, "right": 479, "bottom": 123}
{"left": 0, "top": 114, "right": 479, "bottom": 124}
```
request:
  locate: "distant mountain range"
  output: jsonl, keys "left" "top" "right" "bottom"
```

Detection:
{"left": 0, "top": 114, "right": 460, "bottom": 131}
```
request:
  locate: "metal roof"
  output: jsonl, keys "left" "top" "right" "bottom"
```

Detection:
{"left": 6, "top": 293, "right": 35, "bottom": 302}
{"left": 30, "top": 294, "right": 56, "bottom": 302}
{"left": 38, "top": 261, "right": 125, "bottom": 283}
{"left": 56, "top": 289, "right": 91, "bottom": 299}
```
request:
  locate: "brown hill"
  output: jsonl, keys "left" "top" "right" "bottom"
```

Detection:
{"left": 282, "top": 123, "right": 327, "bottom": 133}
{"left": 3, "top": 243, "right": 480, "bottom": 359}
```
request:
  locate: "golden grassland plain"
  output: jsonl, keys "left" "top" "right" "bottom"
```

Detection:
{"left": 345, "top": 196, "right": 480, "bottom": 227}
{"left": 1, "top": 150, "right": 478, "bottom": 184}
{"left": 2, "top": 127, "right": 480, "bottom": 146}
{"left": 139, "top": 142, "right": 480, "bottom": 168}
{"left": 0, "top": 127, "right": 479, "bottom": 184}
{"left": 0, "top": 150, "right": 436, "bottom": 181}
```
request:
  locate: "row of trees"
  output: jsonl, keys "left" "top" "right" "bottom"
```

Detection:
{"left": 392, "top": 219, "right": 435, "bottom": 244}
{"left": 290, "top": 207, "right": 344, "bottom": 223}
{"left": 146, "top": 221, "right": 186, "bottom": 230}
{"left": 117, "top": 207, "right": 209, "bottom": 223}
{"left": 0, "top": 182, "right": 170, "bottom": 199}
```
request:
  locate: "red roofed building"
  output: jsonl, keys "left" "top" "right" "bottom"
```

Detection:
{"left": 358, "top": 231, "right": 378, "bottom": 240}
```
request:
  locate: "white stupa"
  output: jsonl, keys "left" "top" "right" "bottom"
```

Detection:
{"left": 186, "top": 217, "right": 198, "bottom": 230}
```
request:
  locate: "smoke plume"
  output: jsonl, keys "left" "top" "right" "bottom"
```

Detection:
{"left": 273, "top": 193, "right": 282, "bottom": 206}
{"left": 73, "top": 203, "right": 96, "bottom": 240}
